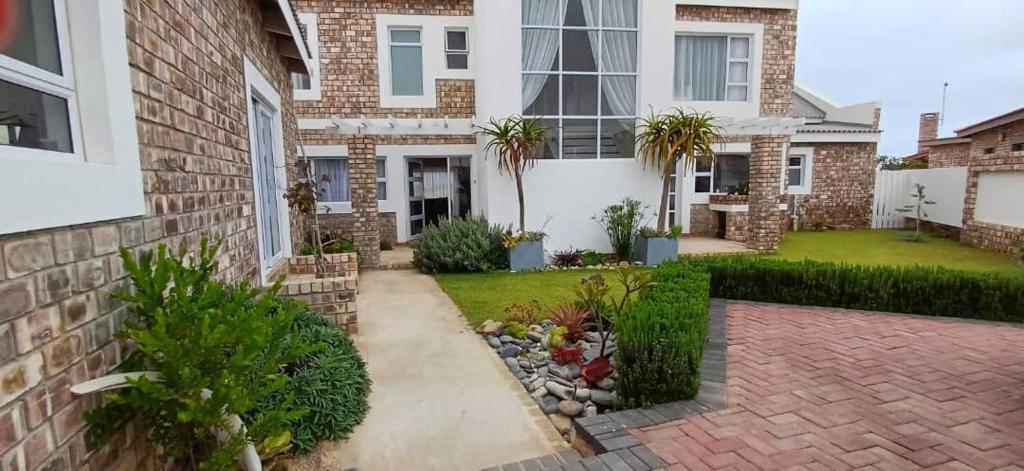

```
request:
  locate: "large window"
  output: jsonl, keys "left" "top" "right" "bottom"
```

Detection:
{"left": 694, "top": 155, "right": 749, "bottom": 194}
{"left": 674, "top": 35, "right": 750, "bottom": 102}
{"left": 390, "top": 28, "right": 424, "bottom": 96}
{"left": 0, "top": 0, "right": 76, "bottom": 156}
{"left": 312, "top": 157, "right": 388, "bottom": 203}
{"left": 522, "top": 0, "right": 638, "bottom": 159}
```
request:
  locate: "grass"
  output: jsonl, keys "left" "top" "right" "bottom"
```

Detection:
{"left": 767, "top": 229, "right": 1022, "bottom": 274}
{"left": 435, "top": 269, "right": 632, "bottom": 327}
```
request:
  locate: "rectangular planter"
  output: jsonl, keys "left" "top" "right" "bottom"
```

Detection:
{"left": 633, "top": 236, "right": 679, "bottom": 266}
{"left": 509, "top": 241, "right": 545, "bottom": 271}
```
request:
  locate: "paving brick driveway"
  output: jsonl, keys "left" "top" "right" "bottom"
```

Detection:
{"left": 633, "top": 303, "right": 1024, "bottom": 470}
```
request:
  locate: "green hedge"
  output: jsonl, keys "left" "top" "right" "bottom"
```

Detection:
{"left": 691, "top": 257, "right": 1024, "bottom": 322}
{"left": 615, "top": 262, "right": 710, "bottom": 408}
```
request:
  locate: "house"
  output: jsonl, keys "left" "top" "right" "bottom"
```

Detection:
{"left": 0, "top": 0, "right": 314, "bottom": 469}
{"left": 290, "top": 0, "right": 882, "bottom": 262}
{"left": 900, "top": 109, "right": 1024, "bottom": 253}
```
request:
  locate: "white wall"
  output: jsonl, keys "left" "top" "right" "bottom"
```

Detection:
{"left": 974, "top": 172, "right": 1024, "bottom": 228}
{"left": 873, "top": 167, "right": 968, "bottom": 229}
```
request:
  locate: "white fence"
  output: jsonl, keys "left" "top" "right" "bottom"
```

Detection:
{"left": 872, "top": 167, "right": 968, "bottom": 229}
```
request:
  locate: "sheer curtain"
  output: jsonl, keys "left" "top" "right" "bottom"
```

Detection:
{"left": 580, "top": 0, "right": 636, "bottom": 117}
{"left": 674, "top": 36, "right": 727, "bottom": 101}
{"left": 316, "top": 159, "right": 350, "bottom": 202}
{"left": 522, "top": 0, "right": 566, "bottom": 111}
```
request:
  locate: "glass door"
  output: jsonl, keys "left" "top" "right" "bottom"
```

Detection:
{"left": 408, "top": 159, "right": 425, "bottom": 238}
{"left": 252, "top": 98, "right": 283, "bottom": 269}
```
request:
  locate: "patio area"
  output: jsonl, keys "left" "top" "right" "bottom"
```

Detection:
{"left": 634, "top": 302, "right": 1024, "bottom": 470}
{"left": 679, "top": 237, "right": 757, "bottom": 257}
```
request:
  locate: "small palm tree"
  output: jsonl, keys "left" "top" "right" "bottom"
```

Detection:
{"left": 476, "top": 116, "right": 550, "bottom": 237}
{"left": 637, "top": 109, "right": 724, "bottom": 232}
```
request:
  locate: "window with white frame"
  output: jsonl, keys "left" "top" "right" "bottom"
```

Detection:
{"left": 390, "top": 28, "right": 424, "bottom": 96}
{"left": 0, "top": 0, "right": 77, "bottom": 156}
{"left": 674, "top": 35, "right": 750, "bottom": 102}
{"left": 521, "top": 0, "right": 639, "bottom": 159}
{"left": 376, "top": 157, "right": 388, "bottom": 200}
{"left": 787, "top": 148, "right": 813, "bottom": 194}
{"left": 694, "top": 158, "right": 712, "bottom": 193}
{"left": 311, "top": 157, "right": 387, "bottom": 203}
{"left": 445, "top": 29, "right": 469, "bottom": 70}
{"left": 693, "top": 155, "right": 750, "bottom": 194}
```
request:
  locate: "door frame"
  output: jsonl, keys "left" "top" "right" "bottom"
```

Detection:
{"left": 404, "top": 155, "right": 472, "bottom": 240}
{"left": 407, "top": 158, "right": 425, "bottom": 239}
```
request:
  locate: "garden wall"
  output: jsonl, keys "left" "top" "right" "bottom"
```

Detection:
{"left": 281, "top": 254, "right": 360, "bottom": 333}
{"left": 0, "top": 0, "right": 302, "bottom": 469}
{"left": 962, "top": 120, "right": 1024, "bottom": 255}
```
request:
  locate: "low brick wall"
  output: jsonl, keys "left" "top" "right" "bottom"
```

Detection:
{"left": 314, "top": 212, "right": 398, "bottom": 248}
{"left": 724, "top": 212, "right": 749, "bottom": 243}
{"left": 281, "top": 254, "right": 359, "bottom": 333}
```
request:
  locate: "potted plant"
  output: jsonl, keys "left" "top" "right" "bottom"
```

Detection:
{"left": 477, "top": 116, "right": 550, "bottom": 270}
{"left": 635, "top": 108, "right": 724, "bottom": 262}
{"left": 633, "top": 224, "right": 684, "bottom": 266}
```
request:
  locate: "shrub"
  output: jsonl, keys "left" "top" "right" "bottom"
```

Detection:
{"left": 86, "top": 240, "right": 308, "bottom": 471}
{"left": 581, "top": 250, "right": 605, "bottom": 266}
{"left": 504, "top": 321, "right": 529, "bottom": 340}
{"left": 549, "top": 302, "right": 590, "bottom": 340}
{"left": 616, "top": 261, "right": 710, "bottom": 408}
{"left": 552, "top": 346, "right": 584, "bottom": 365}
{"left": 324, "top": 237, "right": 356, "bottom": 254}
{"left": 692, "top": 257, "right": 1024, "bottom": 322}
{"left": 504, "top": 300, "right": 543, "bottom": 325}
{"left": 552, "top": 248, "right": 584, "bottom": 268}
{"left": 595, "top": 198, "right": 646, "bottom": 262}
{"left": 253, "top": 306, "right": 371, "bottom": 454}
{"left": 546, "top": 326, "right": 568, "bottom": 350}
{"left": 413, "top": 216, "right": 508, "bottom": 273}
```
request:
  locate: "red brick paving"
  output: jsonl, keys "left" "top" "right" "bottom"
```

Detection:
{"left": 632, "top": 303, "right": 1024, "bottom": 470}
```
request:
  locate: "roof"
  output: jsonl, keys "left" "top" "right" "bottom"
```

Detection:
{"left": 954, "top": 106, "right": 1024, "bottom": 137}
{"left": 792, "top": 85, "right": 881, "bottom": 139}
{"left": 258, "top": 0, "right": 313, "bottom": 74}
{"left": 918, "top": 137, "right": 971, "bottom": 147}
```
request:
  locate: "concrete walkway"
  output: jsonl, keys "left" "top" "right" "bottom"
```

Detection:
{"left": 293, "top": 270, "right": 559, "bottom": 471}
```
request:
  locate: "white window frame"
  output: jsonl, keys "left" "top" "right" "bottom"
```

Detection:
{"left": 375, "top": 15, "right": 474, "bottom": 108}
{"left": 787, "top": 146, "right": 814, "bottom": 195}
{"left": 377, "top": 157, "right": 389, "bottom": 201}
{"left": 293, "top": 12, "right": 321, "bottom": 101}
{"left": 521, "top": 0, "right": 640, "bottom": 160}
{"left": 311, "top": 158, "right": 351, "bottom": 204}
{"left": 244, "top": 57, "right": 292, "bottom": 283}
{"left": 444, "top": 27, "right": 469, "bottom": 70}
{"left": 0, "top": 0, "right": 144, "bottom": 235}
{"left": 388, "top": 27, "right": 424, "bottom": 97}
{"left": 673, "top": 34, "right": 750, "bottom": 103}
{"left": 670, "top": 21, "right": 763, "bottom": 119}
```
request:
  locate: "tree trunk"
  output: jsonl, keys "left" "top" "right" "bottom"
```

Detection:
{"left": 657, "top": 172, "right": 671, "bottom": 232}
{"left": 515, "top": 171, "right": 526, "bottom": 236}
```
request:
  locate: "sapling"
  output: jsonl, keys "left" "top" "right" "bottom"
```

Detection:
{"left": 896, "top": 183, "right": 936, "bottom": 242}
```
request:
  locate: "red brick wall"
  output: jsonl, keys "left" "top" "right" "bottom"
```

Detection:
{"left": 961, "top": 120, "right": 1024, "bottom": 254}
{"left": 689, "top": 205, "right": 721, "bottom": 237}
{"left": 789, "top": 142, "right": 877, "bottom": 229}
{"left": 291, "top": 0, "right": 474, "bottom": 119}
{"left": 676, "top": 5, "right": 797, "bottom": 117}
{"left": 927, "top": 142, "right": 970, "bottom": 168}
{"left": 0, "top": 0, "right": 300, "bottom": 469}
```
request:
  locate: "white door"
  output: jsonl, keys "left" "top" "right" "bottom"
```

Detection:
{"left": 252, "top": 99, "right": 284, "bottom": 269}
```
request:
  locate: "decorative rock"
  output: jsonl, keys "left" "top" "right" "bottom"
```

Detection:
{"left": 476, "top": 320, "right": 504, "bottom": 336}
{"left": 558, "top": 400, "right": 584, "bottom": 417}
{"left": 530, "top": 386, "right": 548, "bottom": 399}
{"left": 546, "top": 381, "right": 574, "bottom": 401}
{"left": 540, "top": 395, "right": 560, "bottom": 414}
{"left": 504, "top": 357, "right": 521, "bottom": 374}
{"left": 584, "top": 332, "right": 615, "bottom": 344}
{"left": 526, "top": 351, "right": 549, "bottom": 364}
{"left": 583, "top": 401, "right": 598, "bottom": 417}
{"left": 486, "top": 336, "right": 501, "bottom": 349}
{"left": 537, "top": 366, "right": 549, "bottom": 378}
{"left": 499, "top": 335, "right": 514, "bottom": 344}
{"left": 547, "top": 376, "right": 575, "bottom": 388}
{"left": 549, "top": 414, "right": 572, "bottom": 434}
{"left": 548, "top": 364, "right": 573, "bottom": 381}
{"left": 574, "top": 388, "right": 591, "bottom": 402}
{"left": 596, "top": 378, "right": 615, "bottom": 390}
{"left": 590, "top": 389, "right": 616, "bottom": 406}
{"left": 527, "top": 331, "right": 544, "bottom": 342}
{"left": 566, "top": 363, "right": 581, "bottom": 379}
{"left": 518, "top": 359, "right": 532, "bottom": 369}
{"left": 530, "top": 377, "right": 546, "bottom": 391}
{"left": 528, "top": 324, "right": 544, "bottom": 334}
{"left": 514, "top": 370, "right": 529, "bottom": 380}
{"left": 499, "top": 345, "right": 521, "bottom": 358}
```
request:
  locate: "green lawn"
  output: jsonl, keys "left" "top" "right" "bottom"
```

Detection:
{"left": 768, "top": 229, "right": 1022, "bottom": 274}
{"left": 435, "top": 269, "right": 631, "bottom": 327}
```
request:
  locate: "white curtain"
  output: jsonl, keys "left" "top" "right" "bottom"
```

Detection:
{"left": 423, "top": 166, "right": 450, "bottom": 199}
{"left": 675, "top": 36, "right": 727, "bottom": 101}
{"left": 580, "top": 0, "right": 635, "bottom": 117}
{"left": 522, "top": 0, "right": 566, "bottom": 111}
{"left": 316, "top": 159, "right": 349, "bottom": 202}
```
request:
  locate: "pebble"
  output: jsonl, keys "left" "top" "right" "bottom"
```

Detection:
{"left": 596, "top": 378, "right": 615, "bottom": 390}
{"left": 527, "top": 331, "right": 544, "bottom": 342}
{"left": 499, "top": 335, "right": 514, "bottom": 344}
{"left": 487, "top": 336, "right": 502, "bottom": 348}
{"left": 548, "top": 364, "right": 573, "bottom": 381}
{"left": 504, "top": 357, "right": 521, "bottom": 374}
{"left": 583, "top": 401, "right": 598, "bottom": 417}
{"left": 549, "top": 414, "right": 572, "bottom": 434}
{"left": 558, "top": 400, "right": 584, "bottom": 417}
{"left": 546, "top": 382, "right": 574, "bottom": 401}
{"left": 476, "top": 320, "right": 503, "bottom": 336}
{"left": 540, "top": 395, "right": 560, "bottom": 414}
{"left": 499, "top": 345, "right": 522, "bottom": 358}
{"left": 590, "top": 389, "right": 616, "bottom": 406}
{"left": 530, "top": 377, "right": 546, "bottom": 391}
{"left": 530, "top": 386, "right": 548, "bottom": 399}
{"left": 574, "top": 388, "right": 591, "bottom": 401}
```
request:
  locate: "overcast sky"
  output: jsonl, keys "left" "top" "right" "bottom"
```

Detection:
{"left": 795, "top": 0, "right": 1024, "bottom": 157}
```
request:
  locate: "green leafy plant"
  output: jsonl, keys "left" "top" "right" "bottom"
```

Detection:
{"left": 476, "top": 116, "right": 551, "bottom": 236}
{"left": 412, "top": 216, "right": 508, "bottom": 273}
{"left": 595, "top": 197, "right": 647, "bottom": 262}
{"left": 86, "top": 240, "right": 308, "bottom": 471}
{"left": 896, "top": 183, "right": 937, "bottom": 242}
{"left": 252, "top": 307, "right": 371, "bottom": 454}
{"left": 546, "top": 326, "right": 568, "bottom": 350}
{"left": 637, "top": 108, "right": 724, "bottom": 232}
{"left": 504, "top": 300, "right": 544, "bottom": 325}
{"left": 878, "top": 154, "right": 928, "bottom": 170}
{"left": 324, "top": 237, "right": 356, "bottom": 254}
{"left": 552, "top": 248, "right": 584, "bottom": 268}
{"left": 616, "top": 261, "right": 711, "bottom": 408}
{"left": 638, "top": 224, "right": 684, "bottom": 240}
{"left": 575, "top": 269, "right": 655, "bottom": 383}
{"left": 581, "top": 250, "right": 606, "bottom": 266}
{"left": 504, "top": 321, "right": 529, "bottom": 340}
{"left": 502, "top": 230, "right": 546, "bottom": 249}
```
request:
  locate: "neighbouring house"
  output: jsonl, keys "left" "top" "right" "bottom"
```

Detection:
{"left": 899, "top": 109, "right": 1024, "bottom": 253}
{"left": 0, "top": 0, "right": 356, "bottom": 469}
{"left": 290, "top": 0, "right": 882, "bottom": 261}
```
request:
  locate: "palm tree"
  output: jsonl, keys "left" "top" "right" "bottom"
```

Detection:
{"left": 636, "top": 108, "right": 724, "bottom": 232}
{"left": 476, "top": 116, "right": 550, "bottom": 237}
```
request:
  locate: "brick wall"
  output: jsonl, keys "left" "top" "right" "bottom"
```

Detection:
{"left": 961, "top": 121, "right": 1024, "bottom": 254}
{"left": 689, "top": 205, "right": 720, "bottom": 237}
{"left": 789, "top": 142, "right": 877, "bottom": 229}
{"left": 315, "top": 212, "right": 399, "bottom": 247}
{"left": 927, "top": 142, "right": 971, "bottom": 169}
{"left": 0, "top": 0, "right": 300, "bottom": 469}
{"left": 291, "top": 0, "right": 474, "bottom": 119}
{"left": 918, "top": 112, "right": 940, "bottom": 151}
{"left": 748, "top": 136, "right": 788, "bottom": 252}
{"left": 676, "top": 5, "right": 797, "bottom": 117}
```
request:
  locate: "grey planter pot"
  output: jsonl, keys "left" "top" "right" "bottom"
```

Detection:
{"left": 633, "top": 236, "right": 679, "bottom": 266}
{"left": 509, "top": 241, "right": 545, "bottom": 271}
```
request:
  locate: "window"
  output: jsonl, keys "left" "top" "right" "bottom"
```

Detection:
{"left": 293, "top": 13, "right": 320, "bottom": 100}
{"left": 787, "top": 155, "right": 805, "bottom": 187}
{"left": 390, "top": 28, "right": 423, "bottom": 96}
{"left": 1012, "top": 142, "right": 1023, "bottom": 153}
{"left": 693, "top": 155, "right": 749, "bottom": 194}
{"left": 674, "top": 35, "right": 750, "bottom": 102}
{"left": 694, "top": 158, "right": 712, "bottom": 193}
{"left": 522, "top": 0, "right": 639, "bottom": 159}
{"left": 292, "top": 72, "right": 311, "bottom": 90}
{"left": 0, "top": 0, "right": 77, "bottom": 156}
{"left": 983, "top": 147, "right": 995, "bottom": 155}
{"left": 445, "top": 29, "right": 469, "bottom": 70}
{"left": 787, "top": 148, "right": 813, "bottom": 194}
{"left": 377, "top": 157, "right": 388, "bottom": 200}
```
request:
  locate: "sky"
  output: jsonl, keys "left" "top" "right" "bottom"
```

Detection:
{"left": 795, "top": 0, "right": 1024, "bottom": 157}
